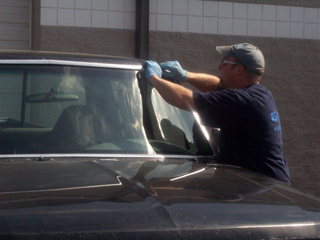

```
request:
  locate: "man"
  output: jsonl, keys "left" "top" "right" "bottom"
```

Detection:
{"left": 143, "top": 43, "right": 291, "bottom": 184}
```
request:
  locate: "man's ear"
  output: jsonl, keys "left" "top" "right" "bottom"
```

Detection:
{"left": 235, "top": 65, "right": 245, "bottom": 75}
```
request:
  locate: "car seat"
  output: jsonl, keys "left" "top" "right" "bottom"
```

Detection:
{"left": 40, "top": 105, "right": 100, "bottom": 151}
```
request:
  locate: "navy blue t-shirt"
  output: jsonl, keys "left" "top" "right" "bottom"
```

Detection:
{"left": 193, "top": 84, "right": 291, "bottom": 184}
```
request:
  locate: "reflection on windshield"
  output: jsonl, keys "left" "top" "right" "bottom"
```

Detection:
{"left": 152, "top": 90, "right": 194, "bottom": 142}
{"left": 150, "top": 88, "right": 212, "bottom": 155}
{"left": 104, "top": 159, "right": 276, "bottom": 202}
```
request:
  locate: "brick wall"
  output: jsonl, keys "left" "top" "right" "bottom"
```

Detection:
{"left": 39, "top": 26, "right": 136, "bottom": 57}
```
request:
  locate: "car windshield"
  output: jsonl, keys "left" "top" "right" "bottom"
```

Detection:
{"left": 0, "top": 64, "right": 213, "bottom": 156}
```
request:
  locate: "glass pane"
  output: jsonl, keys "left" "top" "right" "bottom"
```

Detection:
{"left": 25, "top": 67, "right": 86, "bottom": 128}
{"left": 150, "top": 89, "right": 212, "bottom": 155}
{"left": 0, "top": 65, "right": 153, "bottom": 155}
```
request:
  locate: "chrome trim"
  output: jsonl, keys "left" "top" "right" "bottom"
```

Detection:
{"left": 0, "top": 176, "right": 123, "bottom": 195}
{"left": 192, "top": 111, "right": 219, "bottom": 156}
{"left": 0, "top": 59, "right": 142, "bottom": 70}
{"left": 0, "top": 153, "right": 215, "bottom": 159}
{"left": 227, "top": 222, "right": 316, "bottom": 230}
{"left": 170, "top": 168, "right": 206, "bottom": 181}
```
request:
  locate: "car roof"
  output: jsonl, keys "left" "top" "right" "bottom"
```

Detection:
{"left": 0, "top": 50, "right": 143, "bottom": 70}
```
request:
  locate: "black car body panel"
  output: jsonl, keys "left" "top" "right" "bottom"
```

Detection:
{"left": 1, "top": 158, "right": 320, "bottom": 239}
{"left": 0, "top": 51, "right": 319, "bottom": 239}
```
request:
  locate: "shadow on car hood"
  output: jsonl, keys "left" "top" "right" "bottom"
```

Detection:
{"left": 0, "top": 158, "right": 320, "bottom": 239}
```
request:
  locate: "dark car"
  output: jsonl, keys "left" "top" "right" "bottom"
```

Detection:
{"left": 0, "top": 50, "right": 319, "bottom": 240}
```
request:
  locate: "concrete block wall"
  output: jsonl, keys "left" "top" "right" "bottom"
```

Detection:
{"left": 38, "top": 0, "right": 137, "bottom": 57}
{"left": 40, "top": 0, "right": 136, "bottom": 29}
{"left": 149, "top": 0, "right": 320, "bottom": 39}
{"left": 39, "top": 26, "right": 136, "bottom": 57}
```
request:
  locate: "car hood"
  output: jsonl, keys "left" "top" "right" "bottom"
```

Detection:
{"left": 1, "top": 157, "right": 320, "bottom": 239}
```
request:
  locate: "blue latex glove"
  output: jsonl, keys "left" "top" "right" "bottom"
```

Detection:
{"left": 159, "top": 61, "right": 187, "bottom": 83}
{"left": 142, "top": 61, "right": 162, "bottom": 85}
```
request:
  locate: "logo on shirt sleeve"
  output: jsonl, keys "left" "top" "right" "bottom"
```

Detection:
{"left": 271, "top": 112, "right": 279, "bottom": 122}
{"left": 271, "top": 112, "right": 281, "bottom": 131}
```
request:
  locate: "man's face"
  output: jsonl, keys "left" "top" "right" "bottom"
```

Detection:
{"left": 218, "top": 56, "right": 240, "bottom": 89}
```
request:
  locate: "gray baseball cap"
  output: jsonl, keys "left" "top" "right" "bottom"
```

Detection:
{"left": 216, "top": 43, "right": 265, "bottom": 74}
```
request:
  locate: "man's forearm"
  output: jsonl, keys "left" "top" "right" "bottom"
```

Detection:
{"left": 186, "top": 71, "right": 220, "bottom": 92}
{"left": 149, "top": 75, "right": 196, "bottom": 112}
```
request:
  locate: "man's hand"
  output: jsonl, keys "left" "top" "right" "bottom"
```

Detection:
{"left": 159, "top": 61, "right": 187, "bottom": 83}
{"left": 143, "top": 61, "right": 162, "bottom": 85}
